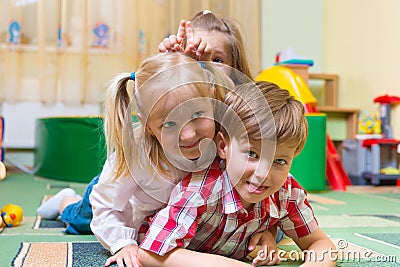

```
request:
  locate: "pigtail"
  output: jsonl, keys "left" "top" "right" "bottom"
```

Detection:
{"left": 104, "top": 73, "right": 135, "bottom": 181}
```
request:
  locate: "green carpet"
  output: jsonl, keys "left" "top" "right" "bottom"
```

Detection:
{"left": 1, "top": 153, "right": 400, "bottom": 266}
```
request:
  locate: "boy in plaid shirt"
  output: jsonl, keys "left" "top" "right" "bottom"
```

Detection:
{"left": 137, "top": 81, "right": 336, "bottom": 267}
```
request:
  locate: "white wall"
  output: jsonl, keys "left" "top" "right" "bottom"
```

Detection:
{"left": 1, "top": 102, "right": 100, "bottom": 148}
{"left": 261, "top": 0, "right": 323, "bottom": 72}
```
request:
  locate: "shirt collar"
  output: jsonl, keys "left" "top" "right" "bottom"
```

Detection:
{"left": 220, "top": 171, "right": 245, "bottom": 214}
{"left": 219, "top": 170, "right": 287, "bottom": 219}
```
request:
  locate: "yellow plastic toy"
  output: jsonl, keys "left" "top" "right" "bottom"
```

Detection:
{"left": 0, "top": 161, "right": 6, "bottom": 181}
{"left": 358, "top": 110, "right": 381, "bottom": 135}
{"left": 256, "top": 65, "right": 318, "bottom": 107}
{"left": 1, "top": 203, "right": 23, "bottom": 227}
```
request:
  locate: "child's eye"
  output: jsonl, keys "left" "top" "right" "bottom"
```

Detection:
{"left": 213, "top": 57, "right": 224, "bottom": 63}
{"left": 162, "top": 121, "right": 176, "bottom": 128}
{"left": 274, "top": 159, "right": 287, "bottom": 165}
{"left": 191, "top": 111, "right": 203, "bottom": 119}
{"left": 247, "top": 151, "right": 258, "bottom": 158}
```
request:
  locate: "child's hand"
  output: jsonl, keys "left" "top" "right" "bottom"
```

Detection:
{"left": 158, "top": 20, "right": 186, "bottom": 53}
{"left": 248, "top": 227, "right": 281, "bottom": 266}
{"left": 158, "top": 20, "right": 212, "bottom": 61}
{"left": 104, "top": 244, "right": 140, "bottom": 267}
{"left": 183, "top": 21, "right": 212, "bottom": 61}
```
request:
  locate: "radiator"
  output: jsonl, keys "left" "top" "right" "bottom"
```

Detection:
{"left": 1, "top": 102, "right": 100, "bottom": 148}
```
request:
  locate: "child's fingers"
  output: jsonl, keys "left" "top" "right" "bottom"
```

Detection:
{"left": 251, "top": 250, "right": 281, "bottom": 266}
{"left": 196, "top": 42, "right": 212, "bottom": 61}
{"left": 182, "top": 44, "right": 198, "bottom": 59}
{"left": 168, "top": 35, "right": 184, "bottom": 51}
{"left": 248, "top": 233, "right": 262, "bottom": 251}
{"left": 254, "top": 248, "right": 268, "bottom": 266}
{"left": 123, "top": 256, "right": 133, "bottom": 267}
{"left": 264, "top": 254, "right": 281, "bottom": 266}
{"left": 122, "top": 253, "right": 140, "bottom": 267}
{"left": 158, "top": 37, "right": 172, "bottom": 52}
{"left": 196, "top": 40, "right": 207, "bottom": 54}
{"left": 131, "top": 256, "right": 141, "bottom": 267}
{"left": 104, "top": 256, "right": 114, "bottom": 266}
{"left": 176, "top": 20, "right": 186, "bottom": 44}
{"left": 116, "top": 257, "right": 125, "bottom": 267}
{"left": 201, "top": 44, "right": 212, "bottom": 61}
{"left": 158, "top": 35, "right": 184, "bottom": 52}
{"left": 158, "top": 40, "right": 168, "bottom": 52}
{"left": 168, "top": 35, "right": 178, "bottom": 47}
{"left": 189, "top": 36, "right": 201, "bottom": 49}
{"left": 185, "top": 21, "right": 194, "bottom": 41}
{"left": 173, "top": 43, "right": 184, "bottom": 52}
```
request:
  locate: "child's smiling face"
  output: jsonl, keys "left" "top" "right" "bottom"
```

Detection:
{"left": 147, "top": 84, "right": 216, "bottom": 161}
{"left": 217, "top": 133, "right": 297, "bottom": 210}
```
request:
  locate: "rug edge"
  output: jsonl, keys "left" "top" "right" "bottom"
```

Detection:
{"left": 11, "top": 242, "right": 30, "bottom": 267}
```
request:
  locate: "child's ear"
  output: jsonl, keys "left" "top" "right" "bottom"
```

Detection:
{"left": 216, "top": 132, "right": 228, "bottom": 159}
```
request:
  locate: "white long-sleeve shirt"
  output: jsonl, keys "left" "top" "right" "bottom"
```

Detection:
{"left": 90, "top": 154, "right": 183, "bottom": 254}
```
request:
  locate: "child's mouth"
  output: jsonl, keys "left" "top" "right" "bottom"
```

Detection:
{"left": 181, "top": 140, "right": 200, "bottom": 149}
{"left": 247, "top": 182, "right": 269, "bottom": 194}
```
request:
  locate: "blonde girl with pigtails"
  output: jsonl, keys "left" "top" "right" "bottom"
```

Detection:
{"left": 91, "top": 51, "right": 240, "bottom": 267}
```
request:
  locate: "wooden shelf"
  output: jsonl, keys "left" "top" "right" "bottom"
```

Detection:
{"left": 279, "top": 65, "right": 339, "bottom": 109}
{"left": 277, "top": 66, "right": 359, "bottom": 140}
{"left": 309, "top": 73, "right": 338, "bottom": 108}
{"left": 318, "top": 107, "right": 360, "bottom": 139}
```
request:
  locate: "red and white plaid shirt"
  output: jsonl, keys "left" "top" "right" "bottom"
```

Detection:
{"left": 139, "top": 157, "right": 319, "bottom": 259}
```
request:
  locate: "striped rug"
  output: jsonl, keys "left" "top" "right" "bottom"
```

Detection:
{"left": 12, "top": 241, "right": 112, "bottom": 267}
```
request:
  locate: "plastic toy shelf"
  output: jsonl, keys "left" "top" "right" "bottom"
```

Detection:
{"left": 363, "top": 173, "right": 400, "bottom": 185}
{"left": 361, "top": 138, "right": 400, "bottom": 185}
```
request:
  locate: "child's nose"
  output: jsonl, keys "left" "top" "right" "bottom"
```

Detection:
{"left": 253, "top": 161, "right": 270, "bottom": 182}
{"left": 179, "top": 123, "right": 196, "bottom": 141}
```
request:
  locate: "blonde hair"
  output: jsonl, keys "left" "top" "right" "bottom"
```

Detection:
{"left": 104, "top": 52, "right": 228, "bottom": 180}
{"left": 222, "top": 81, "right": 308, "bottom": 155}
{"left": 191, "top": 11, "right": 253, "bottom": 80}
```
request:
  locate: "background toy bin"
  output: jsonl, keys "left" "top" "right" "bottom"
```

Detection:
{"left": 290, "top": 113, "right": 327, "bottom": 191}
{"left": 34, "top": 116, "right": 106, "bottom": 183}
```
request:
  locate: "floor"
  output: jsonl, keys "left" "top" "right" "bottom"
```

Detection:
{"left": 1, "top": 151, "right": 400, "bottom": 266}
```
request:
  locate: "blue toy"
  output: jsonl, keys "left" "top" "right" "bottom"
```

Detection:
{"left": 93, "top": 22, "right": 109, "bottom": 47}
{"left": 8, "top": 20, "right": 21, "bottom": 45}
